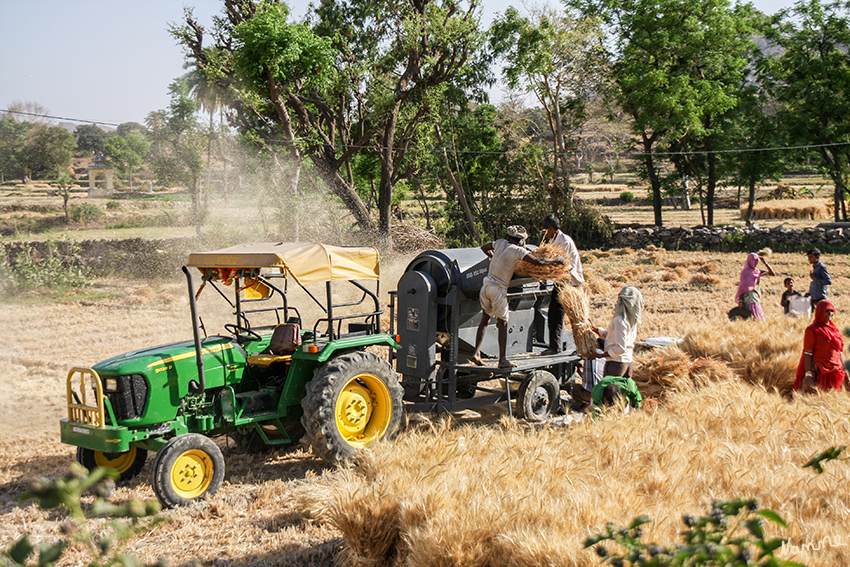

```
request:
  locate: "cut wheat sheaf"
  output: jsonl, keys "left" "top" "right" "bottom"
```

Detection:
{"left": 514, "top": 243, "right": 599, "bottom": 357}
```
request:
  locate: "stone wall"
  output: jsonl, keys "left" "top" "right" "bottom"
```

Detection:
{"left": 4, "top": 224, "right": 850, "bottom": 278}
{"left": 609, "top": 223, "right": 850, "bottom": 251}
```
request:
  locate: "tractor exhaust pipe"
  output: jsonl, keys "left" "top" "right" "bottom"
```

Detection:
{"left": 182, "top": 266, "right": 206, "bottom": 394}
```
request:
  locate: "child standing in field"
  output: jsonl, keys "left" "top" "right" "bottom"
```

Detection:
{"left": 735, "top": 252, "right": 775, "bottom": 320}
{"left": 781, "top": 277, "right": 803, "bottom": 315}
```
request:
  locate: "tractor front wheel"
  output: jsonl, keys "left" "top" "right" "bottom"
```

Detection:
{"left": 151, "top": 434, "right": 225, "bottom": 508}
{"left": 516, "top": 370, "right": 561, "bottom": 422}
{"left": 76, "top": 447, "right": 148, "bottom": 481}
{"left": 301, "top": 351, "right": 403, "bottom": 464}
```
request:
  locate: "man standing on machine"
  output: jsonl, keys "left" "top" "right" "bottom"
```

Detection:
{"left": 471, "top": 225, "right": 565, "bottom": 368}
{"left": 540, "top": 214, "right": 584, "bottom": 353}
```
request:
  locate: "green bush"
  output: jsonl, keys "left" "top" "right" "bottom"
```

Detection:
{"left": 561, "top": 204, "right": 614, "bottom": 248}
{"left": 0, "top": 243, "right": 91, "bottom": 292}
{"left": 585, "top": 498, "right": 796, "bottom": 566}
{"left": 620, "top": 191, "right": 635, "bottom": 203}
{"left": 69, "top": 203, "right": 103, "bottom": 224}
{"left": 105, "top": 200, "right": 121, "bottom": 210}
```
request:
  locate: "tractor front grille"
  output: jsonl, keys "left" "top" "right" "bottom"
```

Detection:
{"left": 104, "top": 374, "right": 149, "bottom": 421}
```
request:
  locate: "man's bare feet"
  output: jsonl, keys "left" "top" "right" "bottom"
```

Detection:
{"left": 471, "top": 354, "right": 484, "bottom": 366}
{"left": 498, "top": 359, "right": 516, "bottom": 369}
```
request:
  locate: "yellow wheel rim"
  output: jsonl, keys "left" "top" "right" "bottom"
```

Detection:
{"left": 93, "top": 448, "right": 137, "bottom": 473}
{"left": 169, "top": 449, "right": 214, "bottom": 499}
{"left": 335, "top": 373, "right": 392, "bottom": 448}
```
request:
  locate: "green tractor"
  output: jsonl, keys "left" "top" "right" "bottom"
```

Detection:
{"left": 60, "top": 242, "right": 403, "bottom": 507}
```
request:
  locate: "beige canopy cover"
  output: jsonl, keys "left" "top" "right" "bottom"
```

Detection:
{"left": 187, "top": 242, "right": 380, "bottom": 286}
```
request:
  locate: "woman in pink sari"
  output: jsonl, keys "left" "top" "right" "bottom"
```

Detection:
{"left": 793, "top": 300, "right": 846, "bottom": 393}
{"left": 734, "top": 252, "right": 775, "bottom": 320}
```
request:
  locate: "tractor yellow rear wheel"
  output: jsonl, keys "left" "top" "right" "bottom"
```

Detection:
{"left": 76, "top": 447, "right": 148, "bottom": 481}
{"left": 151, "top": 434, "right": 224, "bottom": 508}
{"left": 301, "top": 351, "right": 403, "bottom": 464}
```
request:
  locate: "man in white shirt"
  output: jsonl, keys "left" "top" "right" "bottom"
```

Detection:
{"left": 471, "top": 225, "right": 565, "bottom": 368}
{"left": 540, "top": 214, "right": 584, "bottom": 353}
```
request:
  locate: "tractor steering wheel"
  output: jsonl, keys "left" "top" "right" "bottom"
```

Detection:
{"left": 224, "top": 323, "right": 261, "bottom": 343}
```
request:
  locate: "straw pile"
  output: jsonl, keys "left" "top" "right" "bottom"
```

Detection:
{"left": 585, "top": 276, "right": 614, "bottom": 295}
{"left": 304, "top": 381, "right": 850, "bottom": 566}
{"left": 391, "top": 222, "right": 445, "bottom": 253}
{"left": 687, "top": 273, "right": 724, "bottom": 286}
{"left": 514, "top": 243, "right": 572, "bottom": 282}
{"left": 679, "top": 316, "right": 808, "bottom": 396}
{"left": 557, "top": 283, "right": 600, "bottom": 357}
{"left": 633, "top": 347, "right": 737, "bottom": 399}
{"left": 633, "top": 316, "right": 807, "bottom": 399}
{"left": 607, "top": 266, "right": 646, "bottom": 282}
{"left": 741, "top": 199, "right": 832, "bottom": 220}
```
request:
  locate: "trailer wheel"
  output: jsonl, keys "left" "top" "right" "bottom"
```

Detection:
{"left": 151, "top": 434, "right": 225, "bottom": 508}
{"left": 516, "top": 370, "right": 560, "bottom": 422}
{"left": 301, "top": 351, "right": 403, "bottom": 464}
{"left": 76, "top": 447, "right": 147, "bottom": 481}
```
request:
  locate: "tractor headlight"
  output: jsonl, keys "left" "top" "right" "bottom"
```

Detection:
{"left": 104, "top": 377, "right": 118, "bottom": 391}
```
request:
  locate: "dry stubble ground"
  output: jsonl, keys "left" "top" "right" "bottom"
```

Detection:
{"left": 2, "top": 248, "right": 850, "bottom": 566}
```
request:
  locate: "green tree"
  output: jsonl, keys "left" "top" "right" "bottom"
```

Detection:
{"left": 173, "top": 0, "right": 486, "bottom": 245}
{"left": 490, "top": 6, "right": 609, "bottom": 215}
{"left": 570, "top": 0, "right": 757, "bottom": 226}
{"left": 104, "top": 130, "right": 150, "bottom": 189}
{"left": 25, "top": 124, "right": 76, "bottom": 180}
{"left": 56, "top": 167, "right": 76, "bottom": 219}
{"left": 1, "top": 121, "right": 76, "bottom": 181}
{"left": 146, "top": 78, "right": 205, "bottom": 233}
{"left": 720, "top": 60, "right": 787, "bottom": 222}
{"left": 663, "top": 1, "right": 758, "bottom": 226}
{"left": 173, "top": 2, "right": 370, "bottom": 229}
{"left": 762, "top": 0, "right": 850, "bottom": 221}
{"left": 74, "top": 124, "right": 109, "bottom": 155}
{"left": 0, "top": 117, "right": 29, "bottom": 182}
{"left": 115, "top": 121, "right": 148, "bottom": 137}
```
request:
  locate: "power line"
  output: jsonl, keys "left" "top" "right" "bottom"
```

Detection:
{"left": 4, "top": 106, "right": 849, "bottom": 159}
{"left": 261, "top": 135, "right": 850, "bottom": 158}
{"left": 1, "top": 109, "right": 122, "bottom": 128}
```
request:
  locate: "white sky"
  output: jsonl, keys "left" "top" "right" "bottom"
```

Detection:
{"left": 0, "top": 0, "right": 793, "bottom": 127}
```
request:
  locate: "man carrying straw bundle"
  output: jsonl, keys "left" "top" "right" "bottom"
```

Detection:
{"left": 539, "top": 214, "right": 584, "bottom": 354}
{"left": 471, "top": 225, "right": 565, "bottom": 369}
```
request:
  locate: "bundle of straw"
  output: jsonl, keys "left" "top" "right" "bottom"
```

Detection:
{"left": 556, "top": 283, "right": 599, "bottom": 358}
{"left": 514, "top": 243, "right": 571, "bottom": 282}
{"left": 632, "top": 348, "right": 737, "bottom": 399}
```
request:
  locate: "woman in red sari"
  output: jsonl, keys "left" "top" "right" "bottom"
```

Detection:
{"left": 793, "top": 300, "right": 846, "bottom": 393}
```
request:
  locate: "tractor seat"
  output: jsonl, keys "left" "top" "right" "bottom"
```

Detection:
{"left": 268, "top": 322, "right": 302, "bottom": 355}
{"left": 248, "top": 323, "right": 302, "bottom": 367}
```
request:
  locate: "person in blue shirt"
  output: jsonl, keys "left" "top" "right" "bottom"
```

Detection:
{"left": 805, "top": 248, "right": 832, "bottom": 309}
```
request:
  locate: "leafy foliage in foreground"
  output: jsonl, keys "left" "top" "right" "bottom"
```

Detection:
{"left": 1, "top": 464, "right": 162, "bottom": 567}
{"left": 585, "top": 498, "right": 802, "bottom": 566}
{"left": 803, "top": 445, "right": 848, "bottom": 474}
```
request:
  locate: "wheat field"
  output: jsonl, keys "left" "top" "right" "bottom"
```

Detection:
{"left": 2, "top": 248, "right": 849, "bottom": 566}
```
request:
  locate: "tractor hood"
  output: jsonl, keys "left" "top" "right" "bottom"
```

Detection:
{"left": 93, "top": 336, "right": 241, "bottom": 376}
